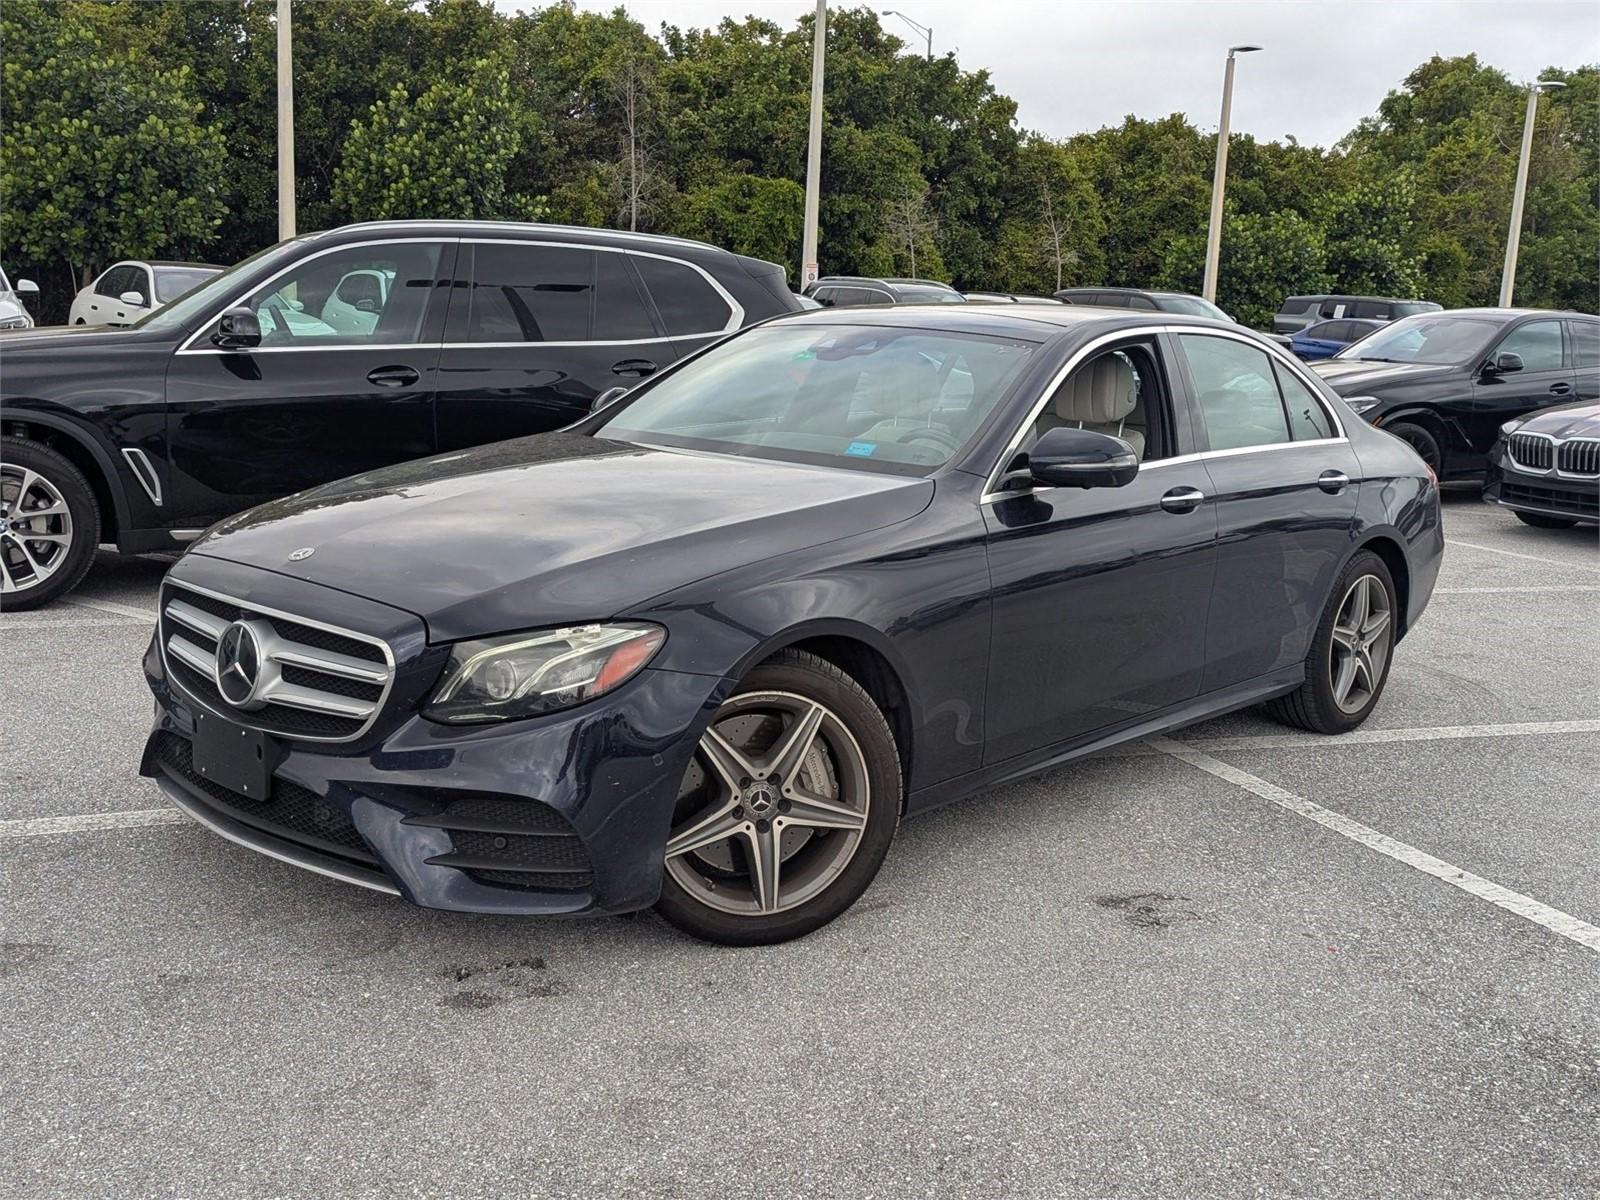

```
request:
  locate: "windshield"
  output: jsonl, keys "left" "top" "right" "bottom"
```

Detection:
{"left": 135, "top": 239, "right": 304, "bottom": 333}
{"left": 1158, "top": 295, "right": 1228, "bottom": 320}
{"left": 154, "top": 267, "right": 221, "bottom": 304}
{"left": 597, "top": 322, "right": 1039, "bottom": 472}
{"left": 1335, "top": 315, "right": 1496, "bottom": 365}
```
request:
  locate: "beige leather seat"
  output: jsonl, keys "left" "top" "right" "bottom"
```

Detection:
{"left": 1040, "top": 354, "right": 1145, "bottom": 458}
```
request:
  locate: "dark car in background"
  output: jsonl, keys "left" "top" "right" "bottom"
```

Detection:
{"left": 962, "top": 291, "right": 1066, "bottom": 305}
{"left": 1273, "top": 294, "right": 1440, "bottom": 336}
{"left": 0, "top": 220, "right": 799, "bottom": 608}
{"left": 1485, "top": 400, "right": 1600, "bottom": 528}
{"left": 138, "top": 304, "right": 1440, "bottom": 945}
{"left": 1054, "top": 287, "right": 1233, "bottom": 323}
{"left": 1311, "top": 308, "right": 1600, "bottom": 480}
{"left": 1289, "top": 317, "right": 1385, "bottom": 360}
{"left": 804, "top": 276, "right": 965, "bottom": 307}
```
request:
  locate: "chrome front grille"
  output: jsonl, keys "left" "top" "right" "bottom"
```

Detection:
{"left": 1507, "top": 432, "right": 1553, "bottom": 472}
{"left": 160, "top": 581, "right": 395, "bottom": 742}
{"left": 1557, "top": 437, "right": 1600, "bottom": 477}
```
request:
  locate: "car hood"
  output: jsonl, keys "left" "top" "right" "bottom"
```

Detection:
{"left": 1513, "top": 401, "right": 1600, "bottom": 439}
{"left": 189, "top": 432, "right": 935, "bottom": 642}
{"left": 1309, "top": 359, "right": 1457, "bottom": 393}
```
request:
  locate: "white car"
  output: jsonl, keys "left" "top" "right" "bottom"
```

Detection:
{"left": 69, "top": 259, "right": 222, "bottom": 327}
{"left": 319, "top": 267, "right": 394, "bottom": 335}
{"left": 0, "top": 266, "right": 39, "bottom": 330}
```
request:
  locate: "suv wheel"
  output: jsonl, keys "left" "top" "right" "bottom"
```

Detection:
{"left": 0, "top": 438, "right": 100, "bottom": 610}
{"left": 656, "top": 650, "right": 901, "bottom": 945}
{"left": 1265, "top": 550, "right": 1397, "bottom": 735}
{"left": 1385, "top": 422, "right": 1441, "bottom": 477}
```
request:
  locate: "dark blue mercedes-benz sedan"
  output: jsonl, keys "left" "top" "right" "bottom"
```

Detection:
{"left": 139, "top": 306, "right": 1443, "bottom": 944}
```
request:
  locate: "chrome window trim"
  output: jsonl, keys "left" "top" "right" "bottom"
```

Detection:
{"left": 978, "top": 323, "right": 1349, "bottom": 505}
{"left": 120, "top": 447, "right": 162, "bottom": 506}
{"left": 158, "top": 578, "right": 397, "bottom": 744}
{"left": 175, "top": 236, "right": 741, "bottom": 356}
{"left": 1505, "top": 429, "right": 1600, "bottom": 480}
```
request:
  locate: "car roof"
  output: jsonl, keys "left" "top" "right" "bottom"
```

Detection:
{"left": 147, "top": 260, "right": 224, "bottom": 270}
{"left": 765, "top": 303, "right": 1250, "bottom": 340}
{"left": 1282, "top": 294, "right": 1432, "bottom": 304}
{"left": 313, "top": 219, "right": 732, "bottom": 258}
{"left": 1395, "top": 307, "right": 1593, "bottom": 321}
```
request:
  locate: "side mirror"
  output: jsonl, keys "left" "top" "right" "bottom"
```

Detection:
{"left": 1021, "top": 426, "right": 1140, "bottom": 490}
{"left": 1489, "top": 352, "right": 1523, "bottom": 375}
{"left": 590, "top": 385, "right": 629, "bottom": 413}
{"left": 119, "top": 290, "right": 147, "bottom": 307}
{"left": 15, "top": 278, "right": 38, "bottom": 296}
{"left": 212, "top": 306, "right": 262, "bottom": 350}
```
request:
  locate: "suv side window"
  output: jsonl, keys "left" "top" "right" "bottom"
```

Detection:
{"left": 1496, "top": 320, "right": 1564, "bottom": 372}
{"left": 630, "top": 254, "right": 733, "bottom": 336}
{"left": 467, "top": 243, "right": 592, "bottom": 342}
{"left": 812, "top": 287, "right": 840, "bottom": 307}
{"left": 1351, "top": 301, "right": 1391, "bottom": 320}
{"left": 1126, "top": 294, "right": 1159, "bottom": 310}
{"left": 593, "top": 250, "right": 659, "bottom": 341}
{"left": 236, "top": 241, "right": 446, "bottom": 346}
{"left": 1568, "top": 320, "right": 1599, "bottom": 369}
{"left": 1178, "top": 334, "right": 1291, "bottom": 451}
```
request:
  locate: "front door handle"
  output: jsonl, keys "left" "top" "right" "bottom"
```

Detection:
{"left": 1550, "top": 382, "right": 1572, "bottom": 395}
{"left": 1317, "top": 470, "right": 1350, "bottom": 493}
{"left": 367, "top": 364, "right": 420, "bottom": 388}
{"left": 612, "top": 358, "right": 658, "bottom": 378}
{"left": 1159, "top": 486, "right": 1206, "bottom": 513}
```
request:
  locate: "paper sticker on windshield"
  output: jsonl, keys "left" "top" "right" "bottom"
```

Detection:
{"left": 845, "top": 442, "right": 877, "bottom": 457}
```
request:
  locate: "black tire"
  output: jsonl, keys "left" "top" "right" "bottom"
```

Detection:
{"left": 0, "top": 437, "right": 101, "bottom": 610}
{"left": 1386, "top": 422, "right": 1442, "bottom": 477}
{"left": 655, "top": 649, "right": 902, "bottom": 946}
{"left": 1264, "top": 550, "right": 1398, "bottom": 735}
{"left": 1513, "top": 510, "right": 1578, "bottom": 530}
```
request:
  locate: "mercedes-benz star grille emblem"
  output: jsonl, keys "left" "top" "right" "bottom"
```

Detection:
{"left": 215, "top": 620, "right": 267, "bottom": 709}
{"left": 288, "top": 547, "right": 315, "bottom": 562}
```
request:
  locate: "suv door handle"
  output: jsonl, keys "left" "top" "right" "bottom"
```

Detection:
{"left": 1317, "top": 470, "right": 1350, "bottom": 493}
{"left": 1550, "top": 382, "right": 1572, "bottom": 395}
{"left": 612, "top": 358, "right": 657, "bottom": 378}
{"left": 367, "top": 365, "right": 420, "bottom": 388}
{"left": 1159, "top": 486, "right": 1206, "bottom": 513}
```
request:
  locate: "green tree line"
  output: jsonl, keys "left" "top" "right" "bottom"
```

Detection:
{"left": 3, "top": 0, "right": 1595, "bottom": 327}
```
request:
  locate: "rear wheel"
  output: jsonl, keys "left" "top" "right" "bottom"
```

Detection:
{"left": 1513, "top": 510, "right": 1578, "bottom": 530}
{"left": 655, "top": 650, "right": 901, "bottom": 945}
{"left": 0, "top": 438, "right": 100, "bottom": 610}
{"left": 1385, "top": 422, "right": 1441, "bottom": 477}
{"left": 1265, "top": 550, "right": 1397, "bottom": 735}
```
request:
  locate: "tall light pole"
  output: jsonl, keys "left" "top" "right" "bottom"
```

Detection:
{"left": 276, "top": 0, "right": 296, "bottom": 240}
{"left": 1201, "top": 44, "right": 1261, "bottom": 303}
{"left": 801, "top": 0, "right": 826, "bottom": 288}
{"left": 883, "top": 10, "right": 933, "bottom": 60}
{"left": 1499, "top": 78, "right": 1565, "bottom": 307}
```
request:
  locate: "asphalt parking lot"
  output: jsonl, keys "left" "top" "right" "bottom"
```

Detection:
{"left": 3, "top": 491, "right": 1597, "bottom": 1199}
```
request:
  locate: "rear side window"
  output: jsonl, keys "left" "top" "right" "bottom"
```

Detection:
{"left": 1273, "top": 361, "right": 1335, "bottom": 440}
{"left": 812, "top": 287, "right": 841, "bottom": 307}
{"left": 1126, "top": 294, "right": 1159, "bottom": 310}
{"left": 1350, "top": 301, "right": 1392, "bottom": 320}
{"left": 467, "top": 243, "right": 593, "bottom": 342}
{"left": 1179, "top": 335, "right": 1292, "bottom": 450}
{"left": 593, "top": 250, "right": 658, "bottom": 341}
{"left": 631, "top": 255, "right": 733, "bottom": 336}
{"left": 1568, "top": 320, "right": 1599, "bottom": 369}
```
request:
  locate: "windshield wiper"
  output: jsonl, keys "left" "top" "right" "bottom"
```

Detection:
{"left": 1353, "top": 356, "right": 1404, "bottom": 363}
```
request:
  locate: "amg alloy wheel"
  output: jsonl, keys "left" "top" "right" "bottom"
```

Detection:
{"left": 0, "top": 440, "right": 99, "bottom": 610}
{"left": 656, "top": 650, "right": 900, "bottom": 945}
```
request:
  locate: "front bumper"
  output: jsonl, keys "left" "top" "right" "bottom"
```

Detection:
{"left": 1484, "top": 446, "right": 1600, "bottom": 524}
{"left": 140, "top": 564, "right": 725, "bottom": 916}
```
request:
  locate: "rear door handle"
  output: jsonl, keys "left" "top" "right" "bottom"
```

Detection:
{"left": 367, "top": 365, "right": 420, "bottom": 388}
{"left": 612, "top": 358, "right": 658, "bottom": 378}
{"left": 1159, "top": 486, "right": 1206, "bottom": 513}
{"left": 1550, "top": 382, "right": 1572, "bottom": 395}
{"left": 1317, "top": 470, "right": 1350, "bottom": 493}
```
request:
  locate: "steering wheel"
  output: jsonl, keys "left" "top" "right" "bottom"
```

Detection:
{"left": 898, "top": 426, "right": 962, "bottom": 455}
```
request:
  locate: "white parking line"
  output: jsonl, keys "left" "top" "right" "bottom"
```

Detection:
{"left": 1175, "top": 718, "right": 1600, "bottom": 753}
{"left": 1152, "top": 737, "right": 1600, "bottom": 953}
{"left": 1434, "top": 584, "right": 1600, "bottom": 594}
{"left": 62, "top": 597, "right": 157, "bottom": 621}
{"left": 1445, "top": 538, "right": 1600, "bottom": 572}
{"left": 0, "top": 616, "right": 155, "bottom": 629}
{"left": 0, "top": 809, "right": 187, "bottom": 838}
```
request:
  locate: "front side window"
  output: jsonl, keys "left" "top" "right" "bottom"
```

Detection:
{"left": 1031, "top": 345, "right": 1167, "bottom": 463}
{"left": 1179, "top": 335, "right": 1291, "bottom": 451}
{"left": 234, "top": 242, "right": 444, "bottom": 345}
{"left": 1336, "top": 315, "right": 1496, "bottom": 365}
{"left": 630, "top": 254, "right": 732, "bottom": 336}
{"left": 598, "top": 323, "right": 1038, "bottom": 472}
{"left": 1495, "top": 320, "right": 1564, "bottom": 372}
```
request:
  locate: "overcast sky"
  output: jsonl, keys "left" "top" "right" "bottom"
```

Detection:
{"left": 496, "top": 0, "right": 1597, "bottom": 147}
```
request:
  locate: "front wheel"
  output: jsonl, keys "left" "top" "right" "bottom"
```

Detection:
{"left": 1513, "top": 510, "right": 1578, "bottom": 530}
{"left": 1385, "top": 422, "right": 1442, "bottom": 478}
{"left": 1, "top": 438, "right": 100, "bottom": 610}
{"left": 1265, "top": 550, "right": 1398, "bottom": 734}
{"left": 656, "top": 650, "right": 901, "bottom": 945}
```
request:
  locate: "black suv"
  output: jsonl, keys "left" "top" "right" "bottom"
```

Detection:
{"left": 0, "top": 220, "right": 798, "bottom": 608}
{"left": 803, "top": 276, "right": 964, "bottom": 307}
{"left": 1054, "top": 287, "right": 1233, "bottom": 323}
{"left": 1310, "top": 308, "right": 1600, "bottom": 480}
{"left": 1273, "top": 294, "right": 1440, "bottom": 335}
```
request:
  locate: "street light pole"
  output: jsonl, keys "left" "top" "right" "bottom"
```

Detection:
{"left": 1201, "top": 44, "right": 1260, "bottom": 303}
{"left": 1499, "top": 78, "right": 1565, "bottom": 307}
{"left": 276, "top": 0, "right": 296, "bottom": 240}
{"left": 883, "top": 10, "right": 933, "bottom": 60}
{"left": 801, "top": 0, "right": 826, "bottom": 288}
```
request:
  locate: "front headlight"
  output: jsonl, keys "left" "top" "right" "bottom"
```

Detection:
{"left": 1499, "top": 419, "right": 1524, "bottom": 438}
{"left": 424, "top": 622, "right": 665, "bottom": 724}
{"left": 0, "top": 314, "right": 32, "bottom": 330}
{"left": 1343, "top": 396, "right": 1382, "bottom": 416}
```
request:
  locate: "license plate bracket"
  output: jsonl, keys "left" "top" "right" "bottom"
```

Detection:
{"left": 191, "top": 711, "right": 282, "bottom": 801}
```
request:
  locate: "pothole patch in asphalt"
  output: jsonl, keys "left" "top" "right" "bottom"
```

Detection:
{"left": 436, "top": 955, "right": 571, "bottom": 1009}
{"left": 1092, "top": 892, "right": 1200, "bottom": 930}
